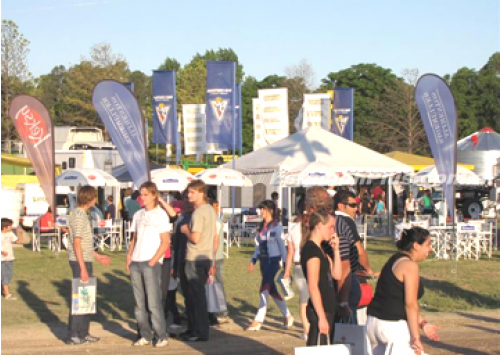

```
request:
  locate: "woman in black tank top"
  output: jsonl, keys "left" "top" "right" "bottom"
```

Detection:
{"left": 366, "top": 227, "right": 440, "bottom": 355}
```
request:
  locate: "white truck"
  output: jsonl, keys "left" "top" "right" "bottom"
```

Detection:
{"left": 16, "top": 183, "right": 76, "bottom": 229}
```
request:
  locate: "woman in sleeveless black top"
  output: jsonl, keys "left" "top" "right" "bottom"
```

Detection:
{"left": 300, "top": 209, "right": 341, "bottom": 346}
{"left": 367, "top": 227, "right": 440, "bottom": 355}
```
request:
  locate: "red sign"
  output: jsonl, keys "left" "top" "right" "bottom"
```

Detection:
{"left": 209, "top": 174, "right": 217, "bottom": 179}
{"left": 88, "top": 175, "right": 97, "bottom": 180}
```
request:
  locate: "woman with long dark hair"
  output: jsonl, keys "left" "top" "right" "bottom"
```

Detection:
{"left": 367, "top": 227, "right": 440, "bottom": 355}
{"left": 301, "top": 209, "right": 342, "bottom": 345}
{"left": 247, "top": 200, "right": 293, "bottom": 331}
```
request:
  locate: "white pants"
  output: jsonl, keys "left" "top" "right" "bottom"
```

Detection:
{"left": 366, "top": 316, "right": 428, "bottom": 355}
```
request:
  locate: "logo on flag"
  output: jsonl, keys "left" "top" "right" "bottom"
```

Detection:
{"left": 156, "top": 103, "right": 170, "bottom": 127}
{"left": 210, "top": 97, "right": 228, "bottom": 121}
{"left": 336, "top": 114, "right": 349, "bottom": 134}
{"left": 15, "top": 105, "right": 49, "bottom": 146}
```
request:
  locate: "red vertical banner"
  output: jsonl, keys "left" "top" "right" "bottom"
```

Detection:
{"left": 8, "top": 95, "right": 56, "bottom": 222}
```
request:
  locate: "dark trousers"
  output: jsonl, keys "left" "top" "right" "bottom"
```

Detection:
{"left": 161, "top": 258, "right": 171, "bottom": 318}
{"left": 306, "top": 305, "right": 335, "bottom": 346}
{"left": 161, "top": 258, "right": 181, "bottom": 323}
{"left": 68, "top": 261, "right": 93, "bottom": 338}
{"left": 184, "top": 259, "right": 211, "bottom": 340}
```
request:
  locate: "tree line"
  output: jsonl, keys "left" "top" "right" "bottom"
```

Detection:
{"left": 2, "top": 19, "right": 499, "bottom": 160}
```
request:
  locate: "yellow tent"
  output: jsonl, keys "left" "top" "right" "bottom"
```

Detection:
{"left": 1, "top": 153, "right": 62, "bottom": 188}
{"left": 384, "top": 151, "right": 474, "bottom": 172}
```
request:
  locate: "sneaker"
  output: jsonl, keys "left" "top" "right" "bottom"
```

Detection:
{"left": 179, "top": 330, "right": 192, "bottom": 340}
{"left": 85, "top": 335, "right": 100, "bottom": 343}
{"left": 155, "top": 338, "right": 169, "bottom": 348}
{"left": 67, "top": 337, "right": 89, "bottom": 345}
{"left": 217, "top": 316, "right": 230, "bottom": 324}
{"left": 299, "top": 333, "right": 308, "bottom": 341}
{"left": 169, "top": 323, "right": 182, "bottom": 329}
{"left": 4, "top": 294, "right": 16, "bottom": 300}
{"left": 187, "top": 336, "right": 208, "bottom": 342}
{"left": 133, "top": 337, "right": 151, "bottom": 346}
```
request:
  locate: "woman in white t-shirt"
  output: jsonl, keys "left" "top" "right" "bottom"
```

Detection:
{"left": 404, "top": 193, "right": 416, "bottom": 222}
{"left": 283, "top": 200, "right": 309, "bottom": 340}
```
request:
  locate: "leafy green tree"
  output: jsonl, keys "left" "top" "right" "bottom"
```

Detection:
{"left": 36, "top": 65, "right": 67, "bottom": 124}
{"left": 449, "top": 67, "right": 480, "bottom": 137}
{"left": 60, "top": 43, "right": 130, "bottom": 127}
{"left": 477, "top": 52, "right": 500, "bottom": 131}
{"left": 158, "top": 57, "right": 181, "bottom": 72}
{"left": 370, "top": 69, "right": 428, "bottom": 154}
{"left": 1, "top": 19, "right": 34, "bottom": 142}
{"left": 321, "top": 63, "right": 399, "bottom": 148}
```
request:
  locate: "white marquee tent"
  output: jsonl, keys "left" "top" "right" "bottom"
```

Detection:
{"left": 222, "top": 126, "right": 413, "bottom": 224}
{"left": 224, "top": 126, "right": 413, "bottom": 185}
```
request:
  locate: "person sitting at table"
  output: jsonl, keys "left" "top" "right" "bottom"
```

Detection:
{"left": 40, "top": 207, "right": 57, "bottom": 233}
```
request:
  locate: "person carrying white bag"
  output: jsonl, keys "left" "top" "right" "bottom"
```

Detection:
{"left": 301, "top": 209, "right": 342, "bottom": 346}
{"left": 367, "top": 227, "right": 440, "bottom": 355}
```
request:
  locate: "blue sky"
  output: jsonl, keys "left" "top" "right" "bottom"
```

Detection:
{"left": 2, "top": 0, "right": 499, "bottom": 85}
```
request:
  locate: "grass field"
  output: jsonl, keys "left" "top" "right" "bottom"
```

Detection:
{"left": 2, "top": 238, "right": 500, "bottom": 328}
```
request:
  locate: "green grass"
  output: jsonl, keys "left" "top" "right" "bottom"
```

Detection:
{"left": 2, "top": 239, "right": 500, "bottom": 328}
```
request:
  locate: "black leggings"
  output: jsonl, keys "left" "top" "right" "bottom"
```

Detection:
{"left": 306, "top": 305, "right": 335, "bottom": 346}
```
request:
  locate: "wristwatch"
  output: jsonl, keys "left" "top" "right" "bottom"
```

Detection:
{"left": 339, "top": 302, "right": 349, "bottom": 308}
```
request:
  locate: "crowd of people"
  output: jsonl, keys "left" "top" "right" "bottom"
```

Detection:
{"left": 0, "top": 180, "right": 441, "bottom": 354}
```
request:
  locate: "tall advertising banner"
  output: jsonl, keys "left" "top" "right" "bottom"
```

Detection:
{"left": 8, "top": 95, "right": 55, "bottom": 222}
{"left": 257, "top": 88, "right": 289, "bottom": 147}
{"left": 415, "top": 74, "right": 458, "bottom": 220}
{"left": 92, "top": 80, "right": 150, "bottom": 187}
{"left": 152, "top": 70, "right": 177, "bottom": 145}
{"left": 415, "top": 74, "right": 458, "bottom": 221}
{"left": 331, "top": 88, "right": 354, "bottom": 141}
{"left": 182, "top": 104, "right": 206, "bottom": 155}
{"left": 206, "top": 61, "right": 236, "bottom": 151}
{"left": 302, "top": 93, "right": 330, "bottom": 129}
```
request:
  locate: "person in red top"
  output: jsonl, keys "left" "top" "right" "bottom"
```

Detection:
{"left": 170, "top": 192, "right": 185, "bottom": 215}
{"left": 40, "top": 207, "right": 56, "bottom": 233}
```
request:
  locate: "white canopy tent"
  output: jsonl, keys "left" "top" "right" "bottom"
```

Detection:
{"left": 223, "top": 126, "right": 414, "bottom": 228}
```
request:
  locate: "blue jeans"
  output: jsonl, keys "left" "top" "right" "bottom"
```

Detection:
{"left": 130, "top": 261, "right": 167, "bottom": 341}
{"left": 259, "top": 256, "right": 282, "bottom": 298}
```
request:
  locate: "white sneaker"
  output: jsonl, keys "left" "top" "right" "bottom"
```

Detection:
{"left": 133, "top": 337, "right": 151, "bottom": 346}
{"left": 155, "top": 339, "right": 169, "bottom": 348}
{"left": 169, "top": 323, "right": 182, "bottom": 329}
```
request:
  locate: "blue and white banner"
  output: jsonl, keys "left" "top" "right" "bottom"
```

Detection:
{"left": 331, "top": 88, "right": 354, "bottom": 141}
{"left": 152, "top": 70, "right": 177, "bottom": 144}
{"left": 206, "top": 61, "right": 236, "bottom": 151}
{"left": 415, "top": 74, "right": 458, "bottom": 220}
{"left": 92, "top": 80, "right": 150, "bottom": 187}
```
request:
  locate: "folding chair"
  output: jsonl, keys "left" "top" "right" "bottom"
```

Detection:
{"left": 32, "top": 218, "right": 60, "bottom": 252}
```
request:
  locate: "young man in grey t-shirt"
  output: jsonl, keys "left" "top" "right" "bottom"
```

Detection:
{"left": 180, "top": 180, "right": 217, "bottom": 342}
